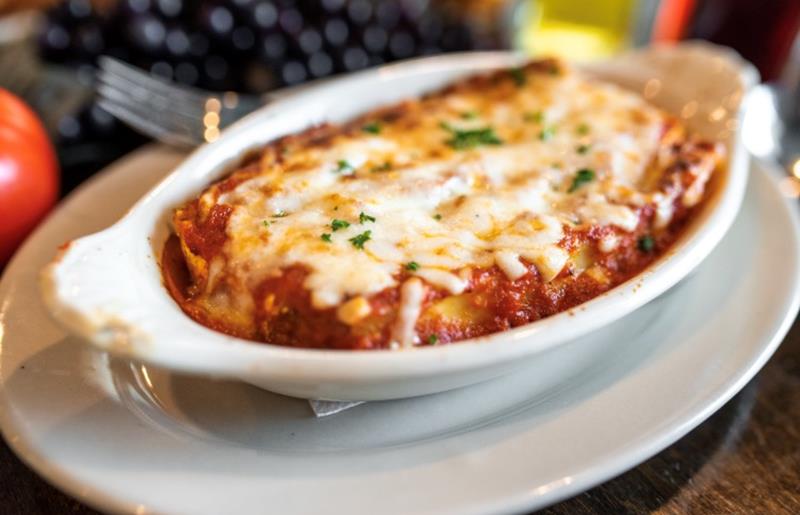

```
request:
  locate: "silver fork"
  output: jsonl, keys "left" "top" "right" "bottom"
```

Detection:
{"left": 96, "top": 56, "right": 266, "bottom": 148}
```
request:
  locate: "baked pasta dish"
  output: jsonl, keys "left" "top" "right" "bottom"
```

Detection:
{"left": 161, "top": 59, "right": 724, "bottom": 350}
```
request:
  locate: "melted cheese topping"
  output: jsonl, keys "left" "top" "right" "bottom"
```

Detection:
{"left": 195, "top": 63, "right": 675, "bottom": 321}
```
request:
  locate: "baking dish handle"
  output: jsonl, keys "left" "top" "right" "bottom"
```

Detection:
{"left": 40, "top": 226, "right": 157, "bottom": 352}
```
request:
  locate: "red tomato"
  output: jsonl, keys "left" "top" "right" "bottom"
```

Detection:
{"left": 0, "top": 89, "right": 59, "bottom": 266}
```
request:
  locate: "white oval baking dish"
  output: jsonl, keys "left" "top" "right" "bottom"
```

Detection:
{"left": 41, "top": 42, "right": 757, "bottom": 401}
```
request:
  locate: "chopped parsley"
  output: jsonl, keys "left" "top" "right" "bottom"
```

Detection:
{"left": 272, "top": 210, "right": 288, "bottom": 218}
{"left": 331, "top": 219, "right": 350, "bottom": 231}
{"left": 638, "top": 235, "right": 655, "bottom": 252}
{"left": 509, "top": 67, "right": 526, "bottom": 86}
{"left": 441, "top": 122, "right": 503, "bottom": 150}
{"left": 362, "top": 122, "right": 381, "bottom": 134}
{"left": 359, "top": 212, "right": 376, "bottom": 224}
{"left": 428, "top": 334, "right": 439, "bottom": 345}
{"left": 433, "top": 213, "right": 443, "bottom": 221}
{"left": 576, "top": 144, "right": 591, "bottom": 154}
{"left": 321, "top": 233, "right": 332, "bottom": 243}
{"left": 262, "top": 220, "right": 270, "bottom": 228}
{"left": 371, "top": 161, "right": 392, "bottom": 173}
{"left": 335, "top": 159, "right": 354, "bottom": 174}
{"left": 406, "top": 261, "right": 420, "bottom": 271}
{"left": 539, "top": 126, "right": 556, "bottom": 141}
{"left": 576, "top": 123, "right": 591, "bottom": 135}
{"left": 524, "top": 111, "right": 544, "bottom": 123}
{"left": 461, "top": 110, "right": 478, "bottom": 120}
{"left": 349, "top": 230, "right": 372, "bottom": 249}
{"left": 568, "top": 168, "right": 596, "bottom": 192}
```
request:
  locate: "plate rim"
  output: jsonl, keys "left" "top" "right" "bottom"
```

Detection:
{"left": 1, "top": 149, "right": 798, "bottom": 514}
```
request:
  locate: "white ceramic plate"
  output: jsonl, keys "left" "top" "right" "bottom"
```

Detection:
{"left": 1, "top": 147, "right": 797, "bottom": 514}
{"left": 40, "top": 44, "right": 757, "bottom": 401}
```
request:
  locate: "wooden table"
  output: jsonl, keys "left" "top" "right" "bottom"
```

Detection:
{"left": 2, "top": 316, "right": 798, "bottom": 514}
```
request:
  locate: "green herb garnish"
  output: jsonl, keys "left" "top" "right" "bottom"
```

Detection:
{"left": 509, "top": 67, "right": 526, "bottom": 86}
{"left": 576, "top": 144, "right": 591, "bottom": 154}
{"left": 441, "top": 122, "right": 503, "bottom": 150}
{"left": 359, "top": 212, "right": 376, "bottom": 224}
{"left": 349, "top": 230, "right": 372, "bottom": 249}
{"left": 272, "top": 210, "right": 288, "bottom": 218}
{"left": 428, "top": 334, "right": 439, "bottom": 345}
{"left": 262, "top": 220, "right": 270, "bottom": 228}
{"left": 331, "top": 219, "right": 350, "bottom": 231}
{"left": 336, "top": 159, "right": 354, "bottom": 174}
{"left": 362, "top": 122, "right": 381, "bottom": 134}
{"left": 461, "top": 110, "right": 478, "bottom": 120}
{"left": 539, "top": 126, "right": 556, "bottom": 141}
{"left": 433, "top": 213, "right": 443, "bottom": 221}
{"left": 321, "top": 233, "right": 332, "bottom": 243}
{"left": 638, "top": 235, "right": 655, "bottom": 253}
{"left": 568, "top": 169, "right": 596, "bottom": 192}
{"left": 576, "top": 123, "right": 590, "bottom": 135}
{"left": 406, "top": 261, "right": 420, "bottom": 271}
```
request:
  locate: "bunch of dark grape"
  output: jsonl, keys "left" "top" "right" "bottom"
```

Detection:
{"left": 40, "top": 0, "right": 485, "bottom": 93}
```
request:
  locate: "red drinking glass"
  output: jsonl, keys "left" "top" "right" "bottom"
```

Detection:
{"left": 685, "top": 0, "right": 800, "bottom": 81}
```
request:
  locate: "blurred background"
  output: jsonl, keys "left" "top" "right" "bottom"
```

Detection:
{"left": 0, "top": 0, "right": 799, "bottom": 195}
{"left": 0, "top": 0, "right": 800, "bottom": 193}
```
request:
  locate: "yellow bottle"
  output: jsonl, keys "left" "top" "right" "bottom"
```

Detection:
{"left": 513, "top": 0, "right": 639, "bottom": 61}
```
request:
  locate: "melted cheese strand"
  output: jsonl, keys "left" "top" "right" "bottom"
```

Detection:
{"left": 391, "top": 278, "right": 425, "bottom": 348}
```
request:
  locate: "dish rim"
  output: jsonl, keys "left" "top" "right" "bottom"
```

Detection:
{"left": 40, "top": 43, "right": 758, "bottom": 377}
